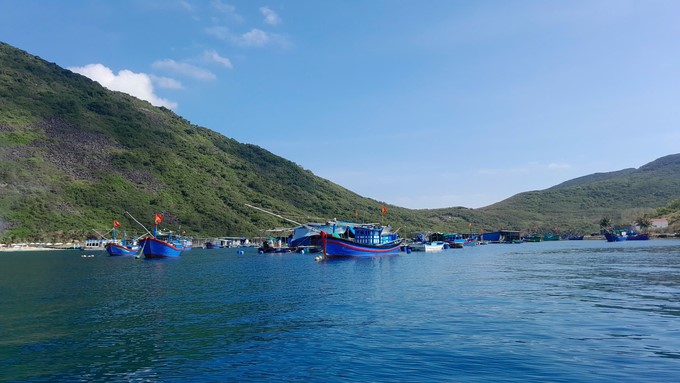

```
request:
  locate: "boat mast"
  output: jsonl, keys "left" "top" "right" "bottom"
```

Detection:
{"left": 125, "top": 211, "right": 154, "bottom": 238}
{"left": 245, "top": 204, "right": 305, "bottom": 226}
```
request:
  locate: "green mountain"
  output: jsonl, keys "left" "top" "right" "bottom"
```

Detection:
{"left": 0, "top": 42, "right": 434, "bottom": 242}
{"left": 1, "top": 42, "right": 678, "bottom": 242}
{"left": 422, "top": 154, "right": 680, "bottom": 235}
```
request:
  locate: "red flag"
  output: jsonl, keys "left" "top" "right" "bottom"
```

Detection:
{"left": 113, "top": 220, "right": 121, "bottom": 227}
{"left": 154, "top": 213, "right": 163, "bottom": 225}
{"left": 381, "top": 204, "right": 387, "bottom": 216}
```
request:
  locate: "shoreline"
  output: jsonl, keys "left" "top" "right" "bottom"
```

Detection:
{"left": 0, "top": 246, "right": 80, "bottom": 252}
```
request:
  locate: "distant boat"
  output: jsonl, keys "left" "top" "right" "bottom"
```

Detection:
{"left": 627, "top": 233, "right": 649, "bottom": 241}
{"left": 481, "top": 231, "right": 502, "bottom": 242}
{"left": 567, "top": 235, "right": 584, "bottom": 240}
{"left": 523, "top": 234, "right": 542, "bottom": 242}
{"left": 82, "top": 238, "right": 108, "bottom": 251}
{"left": 320, "top": 225, "right": 402, "bottom": 258}
{"left": 410, "top": 241, "right": 446, "bottom": 252}
{"left": 424, "top": 241, "right": 446, "bottom": 252}
{"left": 258, "top": 238, "right": 294, "bottom": 254}
{"left": 603, "top": 230, "right": 627, "bottom": 242}
{"left": 603, "top": 228, "right": 649, "bottom": 242}
{"left": 542, "top": 233, "right": 561, "bottom": 241}
{"left": 463, "top": 235, "right": 479, "bottom": 246}
{"left": 443, "top": 233, "right": 465, "bottom": 248}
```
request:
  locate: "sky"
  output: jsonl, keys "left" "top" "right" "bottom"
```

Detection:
{"left": 2, "top": 0, "right": 679, "bottom": 209}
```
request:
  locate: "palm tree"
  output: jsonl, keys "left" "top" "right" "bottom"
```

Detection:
{"left": 635, "top": 216, "right": 652, "bottom": 233}
{"left": 599, "top": 217, "right": 612, "bottom": 230}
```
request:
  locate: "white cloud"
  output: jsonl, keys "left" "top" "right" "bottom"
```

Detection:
{"left": 68, "top": 63, "right": 177, "bottom": 109}
{"left": 260, "top": 7, "right": 280, "bottom": 26}
{"left": 236, "top": 28, "right": 270, "bottom": 47}
{"left": 211, "top": 0, "right": 243, "bottom": 23}
{"left": 152, "top": 59, "right": 216, "bottom": 80}
{"left": 150, "top": 75, "right": 184, "bottom": 89}
{"left": 205, "top": 25, "right": 230, "bottom": 40}
{"left": 203, "top": 50, "right": 233, "bottom": 68}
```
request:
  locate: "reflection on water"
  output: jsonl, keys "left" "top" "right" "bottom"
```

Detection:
{"left": 1, "top": 241, "right": 680, "bottom": 382}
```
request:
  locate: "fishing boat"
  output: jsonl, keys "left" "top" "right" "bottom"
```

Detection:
{"left": 523, "top": 234, "right": 542, "bottom": 242}
{"left": 106, "top": 242, "right": 138, "bottom": 256}
{"left": 136, "top": 213, "right": 190, "bottom": 258}
{"left": 443, "top": 233, "right": 465, "bottom": 248}
{"left": 105, "top": 220, "right": 139, "bottom": 256}
{"left": 603, "top": 225, "right": 649, "bottom": 242}
{"left": 542, "top": 233, "right": 561, "bottom": 241}
{"left": 320, "top": 226, "right": 402, "bottom": 258}
{"left": 138, "top": 235, "right": 185, "bottom": 258}
{"left": 258, "top": 237, "right": 294, "bottom": 254}
{"left": 204, "top": 241, "right": 222, "bottom": 249}
{"left": 244, "top": 204, "right": 402, "bottom": 258}
{"left": 627, "top": 233, "right": 649, "bottom": 241}
{"left": 603, "top": 230, "right": 627, "bottom": 242}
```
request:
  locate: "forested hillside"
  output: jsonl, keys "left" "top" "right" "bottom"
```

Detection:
{"left": 419, "top": 155, "right": 680, "bottom": 235}
{"left": 0, "top": 42, "right": 432, "bottom": 241}
{"left": 1, "top": 41, "right": 678, "bottom": 242}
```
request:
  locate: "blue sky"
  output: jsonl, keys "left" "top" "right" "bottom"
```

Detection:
{"left": 2, "top": 1, "right": 679, "bottom": 209}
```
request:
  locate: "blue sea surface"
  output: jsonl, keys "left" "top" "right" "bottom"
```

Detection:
{"left": 1, "top": 240, "right": 679, "bottom": 382}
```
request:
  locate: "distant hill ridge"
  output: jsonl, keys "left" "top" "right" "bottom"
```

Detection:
{"left": 1, "top": 41, "right": 678, "bottom": 241}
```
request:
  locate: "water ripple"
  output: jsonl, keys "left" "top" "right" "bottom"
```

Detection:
{"left": 1, "top": 242, "right": 680, "bottom": 381}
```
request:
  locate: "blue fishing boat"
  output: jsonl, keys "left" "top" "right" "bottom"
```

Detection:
{"left": 443, "top": 233, "right": 465, "bottom": 248}
{"left": 106, "top": 242, "right": 138, "bottom": 256}
{"left": 627, "top": 233, "right": 649, "bottom": 241}
{"left": 137, "top": 213, "right": 190, "bottom": 258}
{"left": 105, "top": 220, "right": 139, "bottom": 256}
{"left": 320, "top": 225, "right": 402, "bottom": 258}
{"left": 603, "top": 230, "right": 627, "bottom": 242}
{"left": 605, "top": 231, "right": 649, "bottom": 241}
{"left": 244, "top": 204, "right": 401, "bottom": 258}
{"left": 139, "top": 236, "right": 184, "bottom": 258}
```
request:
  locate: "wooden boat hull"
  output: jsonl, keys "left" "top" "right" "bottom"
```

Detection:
{"left": 322, "top": 236, "right": 402, "bottom": 258}
{"left": 139, "top": 237, "right": 183, "bottom": 258}
{"left": 105, "top": 242, "right": 138, "bottom": 256}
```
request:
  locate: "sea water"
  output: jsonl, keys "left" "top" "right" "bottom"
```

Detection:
{"left": 1, "top": 240, "right": 679, "bottom": 382}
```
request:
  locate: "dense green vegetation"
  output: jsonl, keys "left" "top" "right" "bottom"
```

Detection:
{"left": 1, "top": 41, "right": 678, "bottom": 242}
